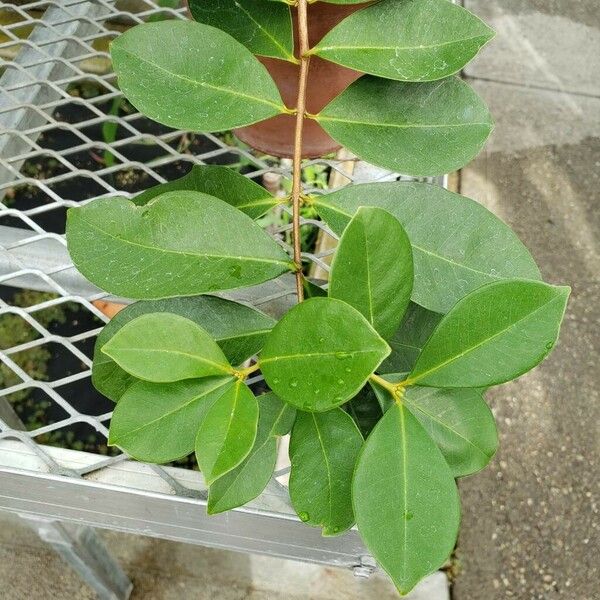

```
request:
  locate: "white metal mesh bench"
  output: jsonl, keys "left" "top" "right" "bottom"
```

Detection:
{"left": 0, "top": 2, "right": 448, "bottom": 598}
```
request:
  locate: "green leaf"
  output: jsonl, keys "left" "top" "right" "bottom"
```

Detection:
{"left": 303, "top": 278, "right": 327, "bottom": 298}
{"left": 408, "top": 280, "right": 570, "bottom": 388}
{"left": 329, "top": 207, "right": 413, "bottom": 339}
{"left": 269, "top": 0, "right": 365, "bottom": 3}
{"left": 313, "top": 0, "right": 494, "bottom": 82}
{"left": 316, "top": 76, "right": 493, "bottom": 177}
{"left": 372, "top": 375, "right": 497, "bottom": 477}
{"left": 379, "top": 303, "right": 443, "bottom": 374}
{"left": 345, "top": 384, "right": 383, "bottom": 438}
{"left": 260, "top": 297, "right": 390, "bottom": 412}
{"left": 188, "top": 0, "right": 294, "bottom": 63}
{"left": 208, "top": 392, "right": 296, "bottom": 514}
{"left": 102, "top": 313, "right": 232, "bottom": 382}
{"left": 353, "top": 403, "right": 460, "bottom": 595}
{"left": 314, "top": 182, "right": 541, "bottom": 313}
{"left": 289, "top": 408, "right": 363, "bottom": 536}
{"left": 108, "top": 376, "right": 235, "bottom": 463}
{"left": 110, "top": 20, "right": 284, "bottom": 132}
{"left": 195, "top": 380, "right": 259, "bottom": 484}
{"left": 67, "top": 192, "right": 293, "bottom": 299}
{"left": 133, "top": 165, "right": 279, "bottom": 219}
{"left": 93, "top": 296, "right": 274, "bottom": 402}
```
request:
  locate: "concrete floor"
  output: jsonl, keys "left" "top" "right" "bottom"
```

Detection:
{"left": 454, "top": 2, "right": 599, "bottom": 599}
{"left": 1, "top": 1, "right": 598, "bottom": 599}
{"left": 0, "top": 512, "right": 445, "bottom": 600}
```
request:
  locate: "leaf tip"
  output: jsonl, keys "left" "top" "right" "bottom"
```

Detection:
{"left": 205, "top": 501, "right": 219, "bottom": 516}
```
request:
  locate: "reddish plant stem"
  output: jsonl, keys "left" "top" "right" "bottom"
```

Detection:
{"left": 291, "top": 0, "right": 310, "bottom": 302}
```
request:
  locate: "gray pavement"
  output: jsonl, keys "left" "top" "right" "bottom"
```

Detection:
{"left": 0, "top": 512, "right": 445, "bottom": 600}
{"left": 454, "top": 2, "right": 600, "bottom": 599}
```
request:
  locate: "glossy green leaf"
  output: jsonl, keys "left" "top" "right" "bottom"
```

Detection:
{"left": 372, "top": 375, "right": 497, "bottom": 477}
{"left": 313, "top": 0, "right": 494, "bottom": 82}
{"left": 270, "top": 0, "right": 366, "bottom": 3}
{"left": 316, "top": 76, "right": 493, "bottom": 177}
{"left": 111, "top": 20, "right": 284, "bottom": 131}
{"left": 188, "top": 0, "right": 294, "bottom": 62}
{"left": 289, "top": 408, "right": 363, "bottom": 535}
{"left": 314, "top": 182, "right": 541, "bottom": 313}
{"left": 67, "top": 192, "right": 293, "bottom": 299}
{"left": 329, "top": 207, "right": 413, "bottom": 339}
{"left": 409, "top": 280, "right": 570, "bottom": 388}
{"left": 208, "top": 392, "right": 296, "bottom": 514}
{"left": 93, "top": 296, "right": 275, "bottom": 402}
{"left": 108, "top": 377, "right": 234, "bottom": 462}
{"left": 303, "top": 278, "right": 327, "bottom": 299}
{"left": 102, "top": 313, "right": 232, "bottom": 382}
{"left": 260, "top": 297, "right": 390, "bottom": 412}
{"left": 379, "top": 303, "right": 442, "bottom": 374}
{"left": 345, "top": 385, "right": 383, "bottom": 438}
{"left": 195, "top": 380, "right": 259, "bottom": 484}
{"left": 133, "top": 165, "right": 279, "bottom": 219}
{"left": 353, "top": 403, "right": 460, "bottom": 595}
{"left": 269, "top": 0, "right": 365, "bottom": 3}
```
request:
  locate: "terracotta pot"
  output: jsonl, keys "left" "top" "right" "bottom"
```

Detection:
{"left": 234, "top": 3, "right": 371, "bottom": 158}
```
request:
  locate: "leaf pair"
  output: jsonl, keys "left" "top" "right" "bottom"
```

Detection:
{"left": 261, "top": 206, "right": 413, "bottom": 412}
{"left": 103, "top": 307, "right": 301, "bottom": 510}
{"left": 192, "top": 0, "right": 494, "bottom": 83}
{"left": 103, "top": 311, "right": 256, "bottom": 485}
{"left": 353, "top": 278, "right": 568, "bottom": 593}
{"left": 111, "top": 16, "right": 493, "bottom": 176}
{"left": 208, "top": 392, "right": 295, "bottom": 514}
{"left": 93, "top": 295, "right": 275, "bottom": 403}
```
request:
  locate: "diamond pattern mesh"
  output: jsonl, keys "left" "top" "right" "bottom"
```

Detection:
{"left": 0, "top": 1, "right": 437, "bottom": 500}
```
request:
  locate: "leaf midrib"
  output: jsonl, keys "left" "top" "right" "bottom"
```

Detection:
{"left": 234, "top": 0, "right": 295, "bottom": 62}
{"left": 316, "top": 33, "right": 491, "bottom": 54}
{"left": 405, "top": 391, "right": 491, "bottom": 457}
{"left": 116, "top": 46, "right": 284, "bottom": 112}
{"left": 411, "top": 293, "right": 563, "bottom": 382}
{"left": 317, "top": 116, "right": 491, "bottom": 130}
{"left": 312, "top": 414, "right": 335, "bottom": 529}
{"left": 76, "top": 212, "right": 291, "bottom": 268}
{"left": 211, "top": 404, "right": 288, "bottom": 510}
{"left": 112, "top": 378, "right": 233, "bottom": 443}
{"left": 105, "top": 346, "right": 231, "bottom": 375}
{"left": 210, "top": 380, "right": 243, "bottom": 482}
{"left": 397, "top": 405, "right": 409, "bottom": 580}
{"left": 260, "top": 348, "right": 380, "bottom": 364}
{"left": 362, "top": 221, "right": 376, "bottom": 326}
{"left": 314, "top": 200, "right": 503, "bottom": 279}
{"left": 236, "top": 196, "right": 279, "bottom": 211}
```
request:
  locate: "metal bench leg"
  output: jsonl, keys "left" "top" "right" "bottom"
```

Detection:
{"left": 0, "top": 395, "right": 132, "bottom": 600}
{"left": 19, "top": 515, "right": 132, "bottom": 600}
